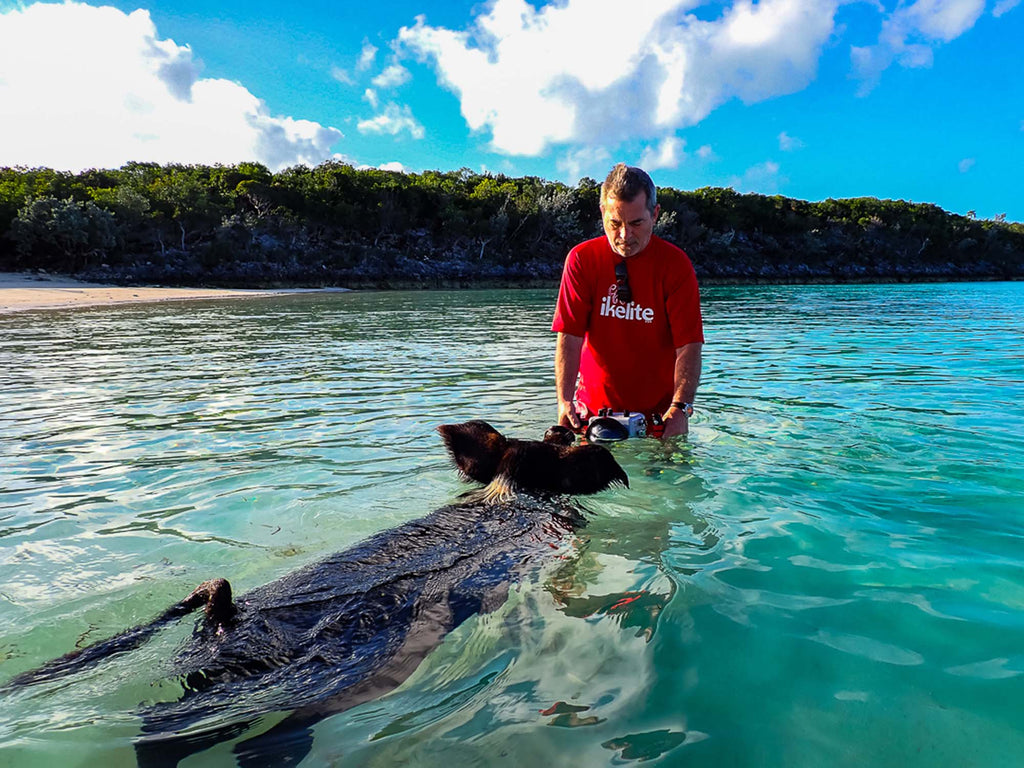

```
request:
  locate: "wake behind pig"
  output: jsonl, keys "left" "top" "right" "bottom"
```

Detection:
{"left": 5, "top": 420, "right": 628, "bottom": 767}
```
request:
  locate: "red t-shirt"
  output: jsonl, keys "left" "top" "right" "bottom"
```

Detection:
{"left": 551, "top": 235, "right": 704, "bottom": 416}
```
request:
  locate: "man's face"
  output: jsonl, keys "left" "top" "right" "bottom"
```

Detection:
{"left": 600, "top": 193, "right": 660, "bottom": 258}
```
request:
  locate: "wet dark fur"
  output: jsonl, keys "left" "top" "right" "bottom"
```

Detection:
{"left": 5, "top": 421, "right": 627, "bottom": 767}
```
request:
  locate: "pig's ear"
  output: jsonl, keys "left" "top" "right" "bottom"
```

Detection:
{"left": 552, "top": 444, "right": 629, "bottom": 495}
{"left": 542, "top": 425, "right": 576, "bottom": 445}
{"left": 437, "top": 421, "right": 508, "bottom": 485}
{"left": 488, "top": 441, "right": 629, "bottom": 498}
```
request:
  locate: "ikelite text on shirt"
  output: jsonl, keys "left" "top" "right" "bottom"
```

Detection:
{"left": 599, "top": 289, "right": 655, "bottom": 323}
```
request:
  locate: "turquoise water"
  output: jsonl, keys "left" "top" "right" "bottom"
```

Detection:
{"left": 1, "top": 283, "right": 1022, "bottom": 766}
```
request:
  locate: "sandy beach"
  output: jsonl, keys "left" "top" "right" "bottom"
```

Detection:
{"left": 0, "top": 272, "right": 342, "bottom": 313}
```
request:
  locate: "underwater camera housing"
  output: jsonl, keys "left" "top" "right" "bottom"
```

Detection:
{"left": 585, "top": 409, "right": 649, "bottom": 442}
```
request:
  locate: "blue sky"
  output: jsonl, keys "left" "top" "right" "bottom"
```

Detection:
{"left": 0, "top": 0, "right": 1021, "bottom": 221}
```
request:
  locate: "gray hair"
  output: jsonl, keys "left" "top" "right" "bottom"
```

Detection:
{"left": 600, "top": 163, "right": 657, "bottom": 213}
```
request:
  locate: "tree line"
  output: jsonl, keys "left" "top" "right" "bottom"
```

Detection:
{"left": 1, "top": 162, "right": 1021, "bottom": 287}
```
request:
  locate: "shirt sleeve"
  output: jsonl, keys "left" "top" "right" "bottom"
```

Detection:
{"left": 551, "top": 246, "right": 592, "bottom": 336}
{"left": 666, "top": 251, "right": 705, "bottom": 347}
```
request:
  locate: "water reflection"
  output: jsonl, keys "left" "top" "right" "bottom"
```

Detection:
{"left": 602, "top": 728, "right": 693, "bottom": 762}
{"left": 2, "top": 284, "right": 1023, "bottom": 767}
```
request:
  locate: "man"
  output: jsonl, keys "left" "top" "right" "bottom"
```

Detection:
{"left": 552, "top": 164, "right": 703, "bottom": 438}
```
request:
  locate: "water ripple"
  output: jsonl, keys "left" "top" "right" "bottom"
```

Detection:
{"left": 2, "top": 284, "right": 1023, "bottom": 767}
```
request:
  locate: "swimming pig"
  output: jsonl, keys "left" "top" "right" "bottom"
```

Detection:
{"left": 6, "top": 421, "right": 627, "bottom": 767}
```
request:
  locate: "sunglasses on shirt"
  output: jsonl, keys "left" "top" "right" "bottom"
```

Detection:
{"left": 614, "top": 260, "right": 632, "bottom": 305}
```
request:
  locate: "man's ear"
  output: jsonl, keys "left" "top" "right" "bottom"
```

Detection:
{"left": 437, "top": 421, "right": 508, "bottom": 484}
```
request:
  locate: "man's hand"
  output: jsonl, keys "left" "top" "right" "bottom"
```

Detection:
{"left": 661, "top": 343, "right": 701, "bottom": 438}
{"left": 660, "top": 406, "right": 689, "bottom": 437}
{"left": 558, "top": 400, "right": 582, "bottom": 430}
{"left": 555, "top": 333, "right": 584, "bottom": 430}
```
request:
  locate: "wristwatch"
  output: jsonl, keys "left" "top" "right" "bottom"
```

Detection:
{"left": 671, "top": 401, "right": 694, "bottom": 417}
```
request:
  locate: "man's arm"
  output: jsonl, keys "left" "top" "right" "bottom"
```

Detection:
{"left": 661, "top": 342, "right": 702, "bottom": 437}
{"left": 555, "top": 332, "right": 584, "bottom": 429}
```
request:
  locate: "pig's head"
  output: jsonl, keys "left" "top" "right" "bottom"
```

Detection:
{"left": 437, "top": 420, "right": 628, "bottom": 501}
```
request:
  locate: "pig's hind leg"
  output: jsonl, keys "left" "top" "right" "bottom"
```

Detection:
{"left": 4, "top": 578, "right": 236, "bottom": 689}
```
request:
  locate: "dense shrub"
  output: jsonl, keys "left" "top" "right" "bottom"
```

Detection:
{"left": 0, "top": 163, "right": 1020, "bottom": 286}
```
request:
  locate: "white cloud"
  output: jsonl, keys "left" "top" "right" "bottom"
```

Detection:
{"left": 357, "top": 103, "right": 425, "bottom": 139}
{"left": 330, "top": 65, "right": 354, "bottom": 86}
{"left": 557, "top": 146, "right": 611, "bottom": 182}
{"left": 696, "top": 144, "right": 717, "bottom": 160}
{"left": 993, "top": 0, "right": 1021, "bottom": 16}
{"left": 639, "top": 137, "right": 685, "bottom": 170}
{"left": 357, "top": 41, "right": 379, "bottom": 71}
{"left": 399, "top": 0, "right": 839, "bottom": 157}
{"left": 729, "top": 160, "right": 783, "bottom": 194}
{"left": 0, "top": 3, "right": 341, "bottom": 170}
{"left": 364, "top": 88, "right": 380, "bottom": 109}
{"left": 853, "top": 0, "right": 985, "bottom": 91}
{"left": 902, "top": 0, "right": 985, "bottom": 40}
{"left": 333, "top": 41, "right": 380, "bottom": 88}
{"left": 958, "top": 157, "right": 976, "bottom": 173}
{"left": 779, "top": 131, "right": 805, "bottom": 151}
{"left": 356, "top": 160, "right": 408, "bottom": 172}
{"left": 372, "top": 63, "right": 412, "bottom": 88}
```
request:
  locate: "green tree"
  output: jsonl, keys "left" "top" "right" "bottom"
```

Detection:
{"left": 11, "top": 197, "right": 117, "bottom": 271}
{"left": 148, "top": 166, "right": 220, "bottom": 252}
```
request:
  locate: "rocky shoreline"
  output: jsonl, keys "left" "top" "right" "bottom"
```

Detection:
{"left": 69, "top": 254, "right": 1018, "bottom": 291}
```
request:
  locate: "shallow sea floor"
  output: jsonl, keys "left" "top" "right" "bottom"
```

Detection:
{"left": 1, "top": 283, "right": 1022, "bottom": 766}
